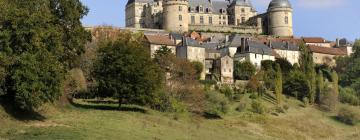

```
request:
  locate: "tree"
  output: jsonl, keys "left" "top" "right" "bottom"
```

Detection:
{"left": 316, "top": 71, "right": 324, "bottom": 103}
{"left": 0, "top": 0, "right": 89, "bottom": 110}
{"left": 234, "top": 61, "right": 256, "bottom": 80}
{"left": 284, "top": 70, "right": 309, "bottom": 99}
{"left": 275, "top": 58, "right": 293, "bottom": 75}
{"left": 191, "top": 61, "right": 204, "bottom": 80}
{"left": 275, "top": 64, "right": 283, "bottom": 105}
{"left": 93, "top": 31, "right": 163, "bottom": 108}
{"left": 319, "top": 71, "right": 340, "bottom": 112}
{"left": 299, "top": 43, "right": 316, "bottom": 104}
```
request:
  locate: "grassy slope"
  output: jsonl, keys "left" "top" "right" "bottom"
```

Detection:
{"left": 0, "top": 99, "right": 359, "bottom": 140}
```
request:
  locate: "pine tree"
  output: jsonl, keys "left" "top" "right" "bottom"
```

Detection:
{"left": 275, "top": 64, "right": 283, "bottom": 105}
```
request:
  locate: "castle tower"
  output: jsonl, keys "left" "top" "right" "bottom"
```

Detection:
{"left": 163, "top": 0, "right": 189, "bottom": 33}
{"left": 229, "top": 0, "right": 257, "bottom": 26}
{"left": 267, "top": 0, "right": 293, "bottom": 37}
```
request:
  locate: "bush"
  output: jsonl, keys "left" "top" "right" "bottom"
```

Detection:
{"left": 337, "top": 106, "right": 360, "bottom": 125}
{"left": 236, "top": 102, "right": 247, "bottom": 112}
{"left": 340, "top": 87, "right": 360, "bottom": 106}
{"left": 251, "top": 100, "right": 267, "bottom": 114}
{"left": 234, "top": 61, "right": 256, "bottom": 80}
{"left": 205, "top": 91, "right": 230, "bottom": 118}
{"left": 220, "top": 86, "right": 234, "bottom": 100}
{"left": 319, "top": 83, "right": 339, "bottom": 112}
{"left": 303, "top": 97, "right": 309, "bottom": 107}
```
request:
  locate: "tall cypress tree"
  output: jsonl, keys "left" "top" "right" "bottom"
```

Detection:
{"left": 299, "top": 43, "right": 316, "bottom": 104}
{"left": 275, "top": 64, "right": 283, "bottom": 105}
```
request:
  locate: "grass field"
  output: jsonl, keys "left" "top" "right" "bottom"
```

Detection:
{"left": 0, "top": 98, "right": 359, "bottom": 140}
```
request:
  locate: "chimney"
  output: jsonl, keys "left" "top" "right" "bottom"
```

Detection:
{"left": 241, "top": 38, "right": 245, "bottom": 52}
{"left": 336, "top": 38, "right": 340, "bottom": 47}
{"left": 286, "top": 41, "right": 290, "bottom": 50}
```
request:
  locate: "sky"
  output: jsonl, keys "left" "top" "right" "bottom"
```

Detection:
{"left": 80, "top": 0, "right": 360, "bottom": 41}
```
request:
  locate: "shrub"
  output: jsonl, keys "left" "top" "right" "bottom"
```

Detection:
{"left": 319, "top": 83, "right": 339, "bottom": 112}
{"left": 234, "top": 61, "right": 256, "bottom": 80}
{"left": 339, "top": 87, "right": 360, "bottom": 106}
{"left": 337, "top": 106, "right": 360, "bottom": 125}
{"left": 236, "top": 102, "right": 247, "bottom": 112}
{"left": 303, "top": 97, "right": 309, "bottom": 107}
{"left": 220, "top": 86, "right": 234, "bottom": 100}
{"left": 205, "top": 91, "right": 230, "bottom": 118}
{"left": 251, "top": 100, "right": 267, "bottom": 114}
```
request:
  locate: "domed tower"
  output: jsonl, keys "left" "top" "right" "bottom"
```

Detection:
{"left": 267, "top": 0, "right": 293, "bottom": 37}
{"left": 163, "top": 0, "right": 189, "bottom": 33}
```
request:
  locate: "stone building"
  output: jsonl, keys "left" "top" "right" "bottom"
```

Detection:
{"left": 215, "top": 55, "right": 234, "bottom": 84}
{"left": 308, "top": 45, "right": 347, "bottom": 66}
{"left": 234, "top": 38, "right": 275, "bottom": 68}
{"left": 270, "top": 41, "right": 299, "bottom": 65}
{"left": 144, "top": 35, "right": 177, "bottom": 58}
{"left": 126, "top": 0, "right": 294, "bottom": 37}
{"left": 176, "top": 37, "right": 206, "bottom": 80}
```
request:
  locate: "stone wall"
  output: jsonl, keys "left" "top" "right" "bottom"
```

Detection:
{"left": 189, "top": 24, "right": 263, "bottom": 34}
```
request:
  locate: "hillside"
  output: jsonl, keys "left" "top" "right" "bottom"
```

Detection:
{"left": 1, "top": 98, "right": 359, "bottom": 140}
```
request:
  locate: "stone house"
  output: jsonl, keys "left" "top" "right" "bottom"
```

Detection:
{"left": 270, "top": 41, "right": 299, "bottom": 65}
{"left": 308, "top": 45, "right": 347, "bottom": 66}
{"left": 144, "top": 35, "right": 177, "bottom": 58}
{"left": 177, "top": 37, "right": 206, "bottom": 80}
{"left": 215, "top": 55, "right": 234, "bottom": 84}
{"left": 234, "top": 39, "right": 275, "bottom": 68}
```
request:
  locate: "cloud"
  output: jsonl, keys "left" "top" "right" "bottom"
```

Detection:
{"left": 296, "top": 0, "right": 348, "bottom": 9}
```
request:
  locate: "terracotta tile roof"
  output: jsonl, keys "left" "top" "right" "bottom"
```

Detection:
{"left": 308, "top": 45, "right": 347, "bottom": 56}
{"left": 145, "top": 35, "right": 176, "bottom": 46}
{"left": 303, "top": 37, "right": 325, "bottom": 43}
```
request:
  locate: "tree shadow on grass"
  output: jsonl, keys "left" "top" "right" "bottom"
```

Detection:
{"left": 69, "top": 98, "right": 148, "bottom": 114}
{"left": 0, "top": 98, "right": 46, "bottom": 121}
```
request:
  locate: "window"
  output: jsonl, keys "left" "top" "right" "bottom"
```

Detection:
{"left": 179, "top": 15, "right": 182, "bottom": 21}
{"left": 223, "top": 16, "right": 226, "bottom": 19}
{"left": 199, "top": 7, "right": 203, "bottom": 12}
{"left": 191, "top": 16, "right": 195, "bottom": 24}
{"left": 237, "top": 19, "right": 240, "bottom": 25}
{"left": 285, "top": 16, "right": 289, "bottom": 24}
{"left": 255, "top": 54, "right": 257, "bottom": 58}
{"left": 179, "top": 6, "right": 182, "bottom": 11}
{"left": 200, "top": 16, "right": 204, "bottom": 24}
{"left": 226, "top": 60, "right": 229, "bottom": 64}
{"left": 209, "top": 16, "right": 212, "bottom": 24}
{"left": 219, "top": 21, "right": 222, "bottom": 25}
{"left": 219, "top": 16, "right": 222, "bottom": 19}
{"left": 241, "top": 17, "right": 246, "bottom": 23}
{"left": 223, "top": 22, "right": 226, "bottom": 25}
{"left": 241, "top": 8, "right": 245, "bottom": 13}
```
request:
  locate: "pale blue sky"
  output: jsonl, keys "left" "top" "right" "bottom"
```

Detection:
{"left": 80, "top": 0, "right": 360, "bottom": 41}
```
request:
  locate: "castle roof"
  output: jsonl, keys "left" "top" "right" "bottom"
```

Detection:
{"left": 230, "top": 0, "right": 253, "bottom": 7}
{"left": 268, "top": 0, "right": 292, "bottom": 9}
{"left": 246, "top": 40, "right": 273, "bottom": 55}
{"left": 126, "top": 0, "right": 153, "bottom": 6}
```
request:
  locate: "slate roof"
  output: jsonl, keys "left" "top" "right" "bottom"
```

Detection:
{"left": 145, "top": 35, "right": 176, "bottom": 46}
{"left": 308, "top": 45, "right": 347, "bottom": 56}
{"left": 189, "top": 0, "right": 231, "bottom": 14}
{"left": 183, "top": 37, "right": 204, "bottom": 48}
{"left": 126, "top": 0, "right": 153, "bottom": 6}
{"left": 228, "top": 35, "right": 245, "bottom": 47}
{"left": 246, "top": 40, "right": 273, "bottom": 55}
{"left": 169, "top": 32, "right": 183, "bottom": 40}
{"left": 271, "top": 41, "right": 298, "bottom": 51}
{"left": 268, "top": 0, "right": 292, "bottom": 9}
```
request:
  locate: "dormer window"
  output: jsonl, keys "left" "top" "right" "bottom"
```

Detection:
{"left": 220, "top": 9, "right": 226, "bottom": 14}
{"left": 206, "top": 8, "right": 211, "bottom": 13}
{"left": 199, "top": 6, "right": 204, "bottom": 12}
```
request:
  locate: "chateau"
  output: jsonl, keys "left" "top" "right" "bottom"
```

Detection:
{"left": 126, "top": 0, "right": 294, "bottom": 37}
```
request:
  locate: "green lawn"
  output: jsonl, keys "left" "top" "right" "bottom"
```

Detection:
{"left": 0, "top": 98, "right": 359, "bottom": 140}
